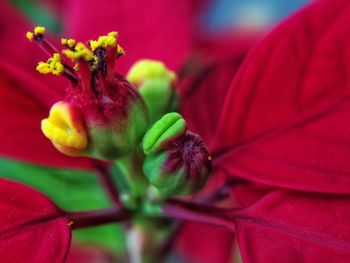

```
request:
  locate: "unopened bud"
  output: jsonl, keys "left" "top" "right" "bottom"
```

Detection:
{"left": 142, "top": 114, "right": 211, "bottom": 197}
{"left": 127, "top": 60, "right": 179, "bottom": 123}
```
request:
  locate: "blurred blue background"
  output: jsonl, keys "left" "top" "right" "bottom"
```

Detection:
{"left": 11, "top": 0, "right": 309, "bottom": 36}
{"left": 203, "top": 0, "right": 308, "bottom": 32}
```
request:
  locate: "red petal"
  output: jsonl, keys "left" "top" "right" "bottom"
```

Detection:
{"left": 179, "top": 35, "right": 255, "bottom": 145}
{"left": 175, "top": 33, "right": 256, "bottom": 263}
{"left": 176, "top": 222, "right": 233, "bottom": 263}
{"left": 0, "top": 1, "right": 65, "bottom": 105}
{"left": 0, "top": 2, "right": 102, "bottom": 169}
{"left": 0, "top": 178, "right": 71, "bottom": 262}
{"left": 235, "top": 190, "right": 350, "bottom": 263}
{"left": 212, "top": 0, "right": 350, "bottom": 193}
{"left": 64, "top": 0, "right": 202, "bottom": 73}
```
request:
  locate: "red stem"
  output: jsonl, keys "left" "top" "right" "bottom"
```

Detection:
{"left": 94, "top": 163, "right": 121, "bottom": 205}
{"left": 65, "top": 206, "right": 131, "bottom": 229}
{"left": 160, "top": 180, "right": 241, "bottom": 258}
{"left": 162, "top": 199, "right": 236, "bottom": 231}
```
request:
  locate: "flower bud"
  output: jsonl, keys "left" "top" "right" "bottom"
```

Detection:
{"left": 127, "top": 60, "right": 179, "bottom": 123}
{"left": 66, "top": 74, "right": 149, "bottom": 160}
{"left": 142, "top": 113, "right": 211, "bottom": 196}
{"left": 28, "top": 28, "right": 149, "bottom": 159}
{"left": 41, "top": 101, "right": 88, "bottom": 156}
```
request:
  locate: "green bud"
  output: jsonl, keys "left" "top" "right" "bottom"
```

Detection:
{"left": 142, "top": 114, "right": 211, "bottom": 197}
{"left": 127, "top": 59, "right": 179, "bottom": 123}
{"left": 142, "top": 112, "right": 186, "bottom": 155}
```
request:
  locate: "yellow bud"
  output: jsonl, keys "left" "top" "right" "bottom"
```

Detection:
{"left": 127, "top": 59, "right": 176, "bottom": 84}
{"left": 41, "top": 101, "right": 88, "bottom": 152}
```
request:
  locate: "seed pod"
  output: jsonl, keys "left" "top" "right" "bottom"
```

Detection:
{"left": 142, "top": 113, "right": 211, "bottom": 197}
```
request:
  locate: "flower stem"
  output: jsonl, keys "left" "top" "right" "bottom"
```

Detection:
{"left": 65, "top": 206, "right": 131, "bottom": 229}
{"left": 159, "top": 220, "right": 184, "bottom": 260}
{"left": 162, "top": 199, "right": 236, "bottom": 230}
{"left": 114, "top": 153, "right": 148, "bottom": 196}
{"left": 126, "top": 216, "right": 172, "bottom": 263}
{"left": 94, "top": 163, "right": 121, "bottom": 205}
{"left": 160, "top": 180, "right": 240, "bottom": 259}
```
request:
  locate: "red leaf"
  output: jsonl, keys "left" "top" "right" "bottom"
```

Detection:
{"left": 179, "top": 35, "right": 255, "bottom": 146}
{"left": 235, "top": 190, "right": 350, "bottom": 263}
{"left": 212, "top": 0, "right": 350, "bottom": 193}
{"left": 176, "top": 222, "right": 233, "bottom": 263}
{"left": 0, "top": 178, "right": 71, "bottom": 262}
{"left": 63, "top": 0, "right": 203, "bottom": 73}
{"left": 164, "top": 192, "right": 350, "bottom": 263}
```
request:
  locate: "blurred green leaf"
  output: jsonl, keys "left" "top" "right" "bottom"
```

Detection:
{"left": 73, "top": 225, "right": 126, "bottom": 255}
{"left": 11, "top": 0, "right": 61, "bottom": 34}
{"left": 0, "top": 157, "right": 126, "bottom": 254}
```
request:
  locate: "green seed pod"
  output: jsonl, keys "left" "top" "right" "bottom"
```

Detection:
{"left": 142, "top": 112, "right": 186, "bottom": 155}
{"left": 142, "top": 113, "right": 211, "bottom": 197}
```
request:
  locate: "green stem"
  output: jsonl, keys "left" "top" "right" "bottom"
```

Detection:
{"left": 113, "top": 152, "right": 171, "bottom": 262}
{"left": 126, "top": 216, "right": 172, "bottom": 263}
{"left": 114, "top": 152, "right": 148, "bottom": 196}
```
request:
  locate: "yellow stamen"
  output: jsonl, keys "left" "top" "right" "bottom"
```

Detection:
{"left": 90, "top": 32, "right": 119, "bottom": 51}
{"left": 41, "top": 101, "right": 88, "bottom": 150}
{"left": 63, "top": 42, "right": 94, "bottom": 62}
{"left": 108, "top": 31, "right": 118, "bottom": 38}
{"left": 89, "top": 56, "right": 98, "bottom": 71}
{"left": 117, "top": 45, "right": 125, "bottom": 56}
{"left": 34, "top": 26, "right": 45, "bottom": 35}
{"left": 26, "top": 26, "right": 46, "bottom": 41}
{"left": 67, "top": 39, "right": 76, "bottom": 48}
{"left": 61, "top": 38, "right": 76, "bottom": 48}
{"left": 36, "top": 53, "right": 65, "bottom": 76}
{"left": 36, "top": 62, "right": 51, "bottom": 74}
{"left": 26, "top": 32, "right": 34, "bottom": 41}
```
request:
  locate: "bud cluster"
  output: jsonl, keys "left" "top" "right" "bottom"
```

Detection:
{"left": 27, "top": 26, "right": 211, "bottom": 200}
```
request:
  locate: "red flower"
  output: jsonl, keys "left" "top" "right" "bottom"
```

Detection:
{"left": 0, "top": 0, "right": 248, "bottom": 262}
{"left": 2, "top": 0, "right": 349, "bottom": 263}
